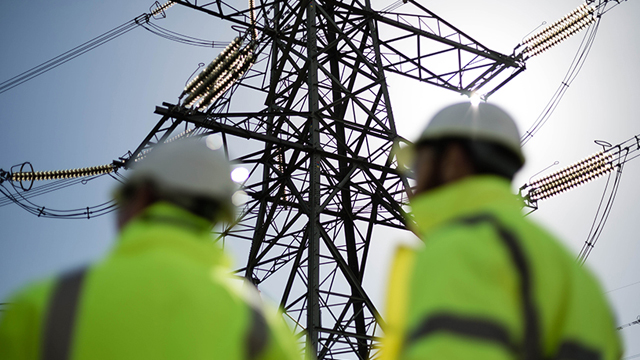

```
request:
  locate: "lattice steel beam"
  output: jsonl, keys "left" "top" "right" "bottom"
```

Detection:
{"left": 126, "top": 1, "right": 525, "bottom": 358}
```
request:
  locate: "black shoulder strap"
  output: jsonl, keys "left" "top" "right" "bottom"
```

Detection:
{"left": 245, "top": 306, "right": 270, "bottom": 360}
{"left": 42, "top": 267, "right": 88, "bottom": 360}
{"left": 456, "top": 214, "right": 541, "bottom": 360}
{"left": 457, "top": 215, "right": 605, "bottom": 360}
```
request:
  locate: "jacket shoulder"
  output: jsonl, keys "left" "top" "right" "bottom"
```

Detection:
{"left": 0, "top": 277, "right": 56, "bottom": 360}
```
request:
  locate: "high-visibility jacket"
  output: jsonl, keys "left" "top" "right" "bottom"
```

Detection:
{"left": 382, "top": 176, "right": 622, "bottom": 360}
{"left": 0, "top": 202, "right": 302, "bottom": 360}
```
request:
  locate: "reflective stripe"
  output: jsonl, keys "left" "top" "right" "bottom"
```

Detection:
{"left": 407, "top": 313, "right": 516, "bottom": 352}
{"left": 381, "top": 246, "right": 417, "bottom": 360}
{"left": 42, "top": 267, "right": 87, "bottom": 360}
{"left": 553, "top": 341, "right": 601, "bottom": 360}
{"left": 246, "top": 307, "right": 269, "bottom": 360}
{"left": 456, "top": 214, "right": 541, "bottom": 360}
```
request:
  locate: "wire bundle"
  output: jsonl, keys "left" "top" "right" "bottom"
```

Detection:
{"left": 0, "top": 18, "right": 142, "bottom": 95}
{"left": 0, "top": 1, "right": 182, "bottom": 95}
{"left": 0, "top": 171, "right": 121, "bottom": 219}
{"left": 519, "top": 1, "right": 614, "bottom": 146}
{"left": 0, "top": 0, "right": 263, "bottom": 220}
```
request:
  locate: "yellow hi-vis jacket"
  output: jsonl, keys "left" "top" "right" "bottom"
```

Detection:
{"left": 382, "top": 176, "right": 621, "bottom": 360}
{"left": 0, "top": 202, "right": 302, "bottom": 360}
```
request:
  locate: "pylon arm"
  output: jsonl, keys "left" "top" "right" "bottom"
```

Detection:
{"left": 152, "top": 104, "right": 405, "bottom": 177}
{"left": 171, "top": 0, "right": 261, "bottom": 33}
{"left": 328, "top": 0, "right": 525, "bottom": 98}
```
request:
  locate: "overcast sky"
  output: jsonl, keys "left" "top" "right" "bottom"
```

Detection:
{"left": 0, "top": 0, "right": 638, "bottom": 356}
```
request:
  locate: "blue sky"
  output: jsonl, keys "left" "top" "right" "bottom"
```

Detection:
{"left": 1, "top": 0, "right": 639, "bottom": 356}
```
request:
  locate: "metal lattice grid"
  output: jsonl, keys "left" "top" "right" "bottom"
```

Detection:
{"left": 125, "top": 1, "right": 524, "bottom": 358}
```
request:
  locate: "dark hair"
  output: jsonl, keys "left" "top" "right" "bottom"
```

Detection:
{"left": 116, "top": 180, "right": 224, "bottom": 222}
{"left": 417, "top": 138, "right": 523, "bottom": 180}
{"left": 163, "top": 193, "right": 224, "bottom": 222}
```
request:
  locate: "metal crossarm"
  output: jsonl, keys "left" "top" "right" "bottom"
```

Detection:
{"left": 342, "top": 0, "right": 525, "bottom": 99}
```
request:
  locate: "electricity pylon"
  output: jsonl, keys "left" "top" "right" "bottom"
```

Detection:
{"left": 0, "top": 1, "right": 627, "bottom": 356}
{"left": 0, "top": 1, "right": 626, "bottom": 356}
{"left": 125, "top": 1, "right": 524, "bottom": 358}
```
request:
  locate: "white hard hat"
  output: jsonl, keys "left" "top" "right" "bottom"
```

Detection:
{"left": 123, "top": 138, "right": 236, "bottom": 218}
{"left": 417, "top": 102, "right": 524, "bottom": 163}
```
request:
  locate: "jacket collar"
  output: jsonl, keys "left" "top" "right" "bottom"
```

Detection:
{"left": 408, "top": 175, "right": 523, "bottom": 238}
{"left": 113, "top": 202, "right": 229, "bottom": 266}
{"left": 135, "top": 201, "right": 213, "bottom": 234}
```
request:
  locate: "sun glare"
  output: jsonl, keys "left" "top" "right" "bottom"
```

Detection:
{"left": 231, "top": 167, "right": 250, "bottom": 183}
{"left": 469, "top": 93, "right": 481, "bottom": 107}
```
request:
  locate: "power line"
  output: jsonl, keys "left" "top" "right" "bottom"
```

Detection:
{"left": 0, "top": 178, "right": 87, "bottom": 207}
{"left": 0, "top": 124, "right": 210, "bottom": 218}
{"left": 577, "top": 150, "right": 626, "bottom": 265}
{"left": 520, "top": 2, "right": 604, "bottom": 146}
{"left": 520, "top": 133, "right": 639, "bottom": 264}
{"left": 140, "top": 22, "right": 231, "bottom": 48}
{"left": 0, "top": 1, "right": 178, "bottom": 95}
{"left": 0, "top": 161, "right": 124, "bottom": 219}
{"left": 0, "top": 17, "right": 141, "bottom": 95}
{"left": 520, "top": 135, "right": 636, "bottom": 264}
{"left": 606, "top": 280, "right": 640, "bottom": 294}
{"left": 617, "top": 315, "right": 640, "bottom": 331}
{"left": 0, "top": 180, "right": 118, "bottom": 220}
{"left": 519, "top": 0, "right": 627, "bottom": 146}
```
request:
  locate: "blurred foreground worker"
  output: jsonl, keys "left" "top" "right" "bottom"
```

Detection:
{"left": 382, "top": 103, "right": 621, "bottom": 360}
{"left": 0, "top": 139, "right": 302, "bottom": 360}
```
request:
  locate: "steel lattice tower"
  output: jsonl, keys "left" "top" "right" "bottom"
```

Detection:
{"left": 126, "top": 1, "right": 524, "bottom": 358}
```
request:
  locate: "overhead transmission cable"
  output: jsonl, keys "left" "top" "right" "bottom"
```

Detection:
{"left": 0, "top": 161, "right": 123, "bottom": 219}
{"left": 0, "top": 177, "right": 92, "bottom": 207}
{"left": 0, "top": 180, "right": 118, "bottom": 219}
{"left": 521, "top": 134, "right": 640, "bottom": 264}
{"left": 606, "top": 280, "right": 640, "bottom": 294}
{"left": 616, "top": 315, "right": 640, "bottom": 331}
{"left": 0, "top": 129, "right": 214, "bottom": 217}
{"left": 0, "top": 1, "right": 175, "bottom": 95}
{"left": 518, "top": 0, "right": 622, "bottom": 146}
{"left": 576, "top": 147, "right": 627, "bottom": 265}
{"left": 0, "top": 0, "right": 261, "bottom": 218}
{"left": 139, "top": 22, "right": 231, "bottom": 48}
{"left": 514, "top": 0, "right": 626, "bottom": 146}
{"left": 0, "top": 164, "right": 129, "bottom": 207}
